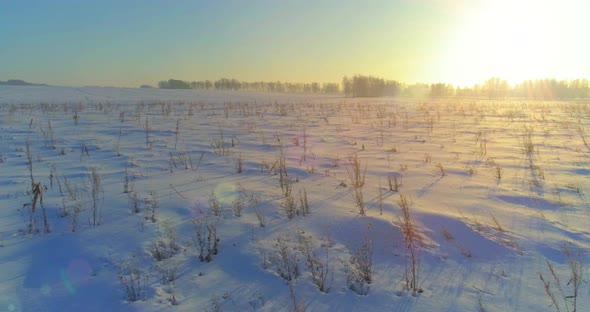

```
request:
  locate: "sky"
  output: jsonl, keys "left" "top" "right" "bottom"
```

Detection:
{"left": 1, "top": 0, "right": 589, "bottom": 88}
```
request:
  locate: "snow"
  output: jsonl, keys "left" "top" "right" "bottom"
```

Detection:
{"left": 0, "top": 85, "right": 588, "bottom": 311}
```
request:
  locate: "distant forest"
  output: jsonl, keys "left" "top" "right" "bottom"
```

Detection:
{"left": 155, "top": 76, "right": 590, "bottom": 100}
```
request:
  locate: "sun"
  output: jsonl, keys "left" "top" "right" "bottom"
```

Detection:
{"left": 436, "top": 0, "right": 583, "bottom": 86}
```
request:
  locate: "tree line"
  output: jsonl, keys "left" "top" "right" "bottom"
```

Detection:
{"left": 151, "top": 76, "right": 590, "bottom": 99}
{"left": 453, "top": 78, "right": 590, "bottom": 100}
{"left": 156, "top": 78, "right": 340, "bottom": 94}
{"left": 341, "top": 75, "right": 401, "bottom": 97}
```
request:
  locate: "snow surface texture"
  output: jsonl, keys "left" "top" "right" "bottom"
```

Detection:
{"left": 0, "top": 85, "right": 588, "bottom": 311}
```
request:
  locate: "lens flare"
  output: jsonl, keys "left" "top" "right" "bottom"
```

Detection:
{"left": 214, "top": 182, "right": 238, "bottom": 205}
{"left": 40, "top": 284, "right": 51, "bottom": 295}
{"left": 66, "top": 258, "right": 93, "bottom": 285}
{"left": 58, "top": 258, "right": 93, "bottom": 295}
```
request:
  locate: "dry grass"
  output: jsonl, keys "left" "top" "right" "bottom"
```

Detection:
{"left": 388, "top": 175, "right": 401, "bottom": 192}
{"left": 397, "top": 194, "right": 422, "bottom": 295}
{"left": 191, "top": 218, "right": 220, "bottom": 263}
{"left": 347, "top": 153, "right": 367, "bottom": 215}
{"left": 539, "top": 243, "right": 585, "bottom": 312}
{"left": 90, "top": 168, "right": 103, "bottom": 226}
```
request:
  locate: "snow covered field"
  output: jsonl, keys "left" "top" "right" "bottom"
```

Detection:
{"left": 0, "top": 86, "right": 588, "bottom": 312}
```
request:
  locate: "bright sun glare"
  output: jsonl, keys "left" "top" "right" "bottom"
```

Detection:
{"left": 439, "top": 0, "right": 578, "bottom": 86}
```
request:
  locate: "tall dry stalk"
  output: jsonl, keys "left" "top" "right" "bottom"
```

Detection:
{"left": 347, "top": 153, "right": 367, "bottom": 215}
{"left": 539, "top": 243, "right": 585, "bottom": 312}
{"left": 90, "top": 168, "right": 103, "bottom": 226}
{"left": 145, "top": 116, "right": 151, "bottom": 150}
{"left": 25, "top": 139, "right": 34, "bottom": 186}
{"left": 174, "top": 119, "right": 180, "bottom": 149}
{"left": 347, "top": 153, "right": 366, "bottom": 188}
{"left": 398, "top": 194, "right": 422, "bottom": 295}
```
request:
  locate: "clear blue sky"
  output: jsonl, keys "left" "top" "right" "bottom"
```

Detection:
{"left": 1, "top": 0, "right": 588, "bottom": 87}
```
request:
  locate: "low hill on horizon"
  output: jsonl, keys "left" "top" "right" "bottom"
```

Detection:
{"left": 0, "top": 79, "right": 48, "bottom": 86}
